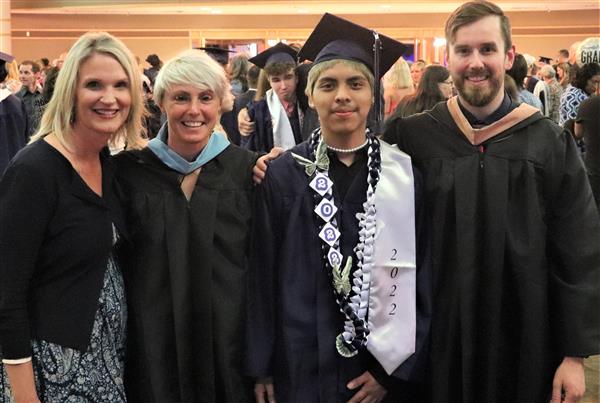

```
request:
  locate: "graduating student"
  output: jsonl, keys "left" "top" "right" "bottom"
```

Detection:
{"left": 241, "top": 43, "right": 305, "bottom": 152}
{"left": 383, "top": 2, "right": 600, "bottom": 402}
{"left": 247, "top": 13, "right": 431, "bottom": 403}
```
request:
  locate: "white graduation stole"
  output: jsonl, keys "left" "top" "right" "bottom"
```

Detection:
{"left": 367, "top": 141, "right": 417, "bottom": 375}
{"left": 265, "top": 89, "right": 296, "bottom": 150}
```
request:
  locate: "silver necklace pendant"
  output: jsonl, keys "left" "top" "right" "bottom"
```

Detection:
{"left": 336, "top": 333, "right": 358, "bottom": 358}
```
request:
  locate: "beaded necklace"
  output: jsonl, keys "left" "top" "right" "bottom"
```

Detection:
{"left": 292, "top": 128, "right": 382, "bottom": 357}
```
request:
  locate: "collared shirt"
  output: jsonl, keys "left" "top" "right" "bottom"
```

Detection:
{"left": 457, "top": 91, "right": 519, "bottom": 128}
{"left": 17, "top": 86, "right": 41, "bottom": 116}
{"left": 17, "top": 86, "right": 41, "bottom": 136}
{"left": 281, "top": 100, "right": 296, "bottom": 117}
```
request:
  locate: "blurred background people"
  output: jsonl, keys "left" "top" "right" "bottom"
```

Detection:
{"left": 559, "top": 62, "right": 600, "bottom": 126}
{"left": 144, "top": 53, "right": 162, "bottom": 85}
{"left": 16, "top": 60, "right": 41, "bottom": 136}
{"left": 507, "top": 53, "right": 543, "bottom": 110}
{"left": 556, "top": 62, "right": 571, "bottom": 89}
{"left": 389, "top": 64, "right": 452, "bottom": 119}
{"left": 0, "top": 51, "right": 28, "bottom": 175}
{"left": 383, "top": 56, "right": 414, "bottom": 119}
{"left": 228, "top": 53, "right": 250, "bottom": 95}
{"left": 539, "top": 64, "right": 564, "bottom": 123}
{"left": 410, "top": 59, "right": 426, "bottom": 88}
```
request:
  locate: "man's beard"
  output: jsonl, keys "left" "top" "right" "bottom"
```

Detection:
{"left": 453, "top": 68, "right": 502, "bottom": 107}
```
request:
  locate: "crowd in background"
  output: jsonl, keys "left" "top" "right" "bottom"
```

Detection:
{"left": 2, "top": 39, "right": 599, "bottom": 148}
{"left": 0, "top": 7, "right": 599, "bottom": 401}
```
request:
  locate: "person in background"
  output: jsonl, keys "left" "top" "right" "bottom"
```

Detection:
{"left": 559, "top": 62, "right": 600, "bottom": 126}
{"left": 197, "top": 45, "right": 235, "bottom": 69}
{"left": 144, "top": 53, "right": 162, "bottom": 85}
{"left": 506, "top": 53, "right": 543, "bottom": 110}
{"left": 229, "top": 53, "right": 250, "bottom": 95}
{"left": 383, "top": 56, "right": 414, "bottom": 119}
{"left": 556, "top": 62, "right": 571, "bottom": 89}
{"left": 539, "top": 64, "right": 564, "bottom": 123}
{"left": 556, "top": 48, "right": 570, "bottom": 65}
{"left": 389, "top": 64, "right": 452, "bottom": 119}
{"left": 241, "top": 43, "right": 303, "bottom": 152}
{"left": 410, "top": 59, "right": 426, "bottom": 88}
{"left": 575, "top": 92, "right": 600, "bottom": 211}
{"left": 142, "top": 79, "right": 162, "bottom": 139}
{"left": 383, "top": 1, "right": 599, "bottom": 401}
{"left": 4, "top": 60, "right": 22, "bottom": 94}
{"left": 32, "top": 66, "right": 60, "bottom": 133}
{"left": 523, "top": 53, "right": 539, "bottom": 93}
{"left": 0, "top": 51, "right": 28, "bottom": 175}
{"left": 0, "top": 31, "right": 145, "bottom": 402}
{"left": 114, "top": 49, "right": 257, "bottom": 403}
{"left": 16, "top": 60, "right": 42, "bottom": 136}
{"left": 225, "top": 64, "right": 260, "bottom": 146}
{"left": 569, "top": 41, "right": 582, "bottom": 65}
{"left": 503, "top": 73, "right": 519, "bottom": 100}
{"left": 55, "top": 52, "right": 68, "bottom": 69}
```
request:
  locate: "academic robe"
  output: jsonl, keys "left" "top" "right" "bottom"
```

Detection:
{"left": 113, "top": 145, "right": 257, "bottom": 403}
{"left": 383, "top": 101, "right": 600, "bottom": 402}
{"left": 246, "top": 142, "right": 431, "bottom": 403}
{"left": 0, "top": 92, "right": 28, "bottom": 176}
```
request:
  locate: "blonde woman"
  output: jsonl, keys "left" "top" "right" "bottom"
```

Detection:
{"left": 383, "top": 56, "right": 414, "bottom": 119}
{"left": 4, "top": 60, "right": 22, "bottom": 94}
{"left": 114, "top": 49, "right": 256, "bottom": 403}
{"left": 0, "top": 31, "right": 144, "bottom": 402}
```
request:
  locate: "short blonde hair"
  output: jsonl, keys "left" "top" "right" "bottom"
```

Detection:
{"left": 153, "top": 49, "right": 228, "bottom": 109}
{"left": 305, "top": 59, "right": 374, "bottom": 98}
{"left": 30, "top": 31, "right": 145, "bottom": 149}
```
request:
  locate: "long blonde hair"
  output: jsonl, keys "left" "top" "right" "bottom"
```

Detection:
{"left": 30, "top": 31, "right": 145, "bottom": 149}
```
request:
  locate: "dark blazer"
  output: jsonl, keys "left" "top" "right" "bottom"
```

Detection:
{"left": 0, "top": 140, "right": 127, "bottom": 359}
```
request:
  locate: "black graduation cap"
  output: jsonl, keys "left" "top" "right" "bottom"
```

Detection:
{"left": 538, "top": 56, "right": 552, "bottom": 64}
{"left": 249, "top": 42, "right": 297, "bottom": 69}
{"left": 298, "top": 13, "right": 408, "bottom": 81}
{"left": 0, "top": 51, "right": 14, "bottom": 63}
{"left": 196, "top": 45, "right": 234, "bottom": 66}
{"left": 298, "top": 13, "right": 408, "bottom": 134}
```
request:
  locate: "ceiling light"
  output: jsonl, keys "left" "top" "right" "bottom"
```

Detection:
{"left": 433, "top": 37, "right": 446, "bottom": 47}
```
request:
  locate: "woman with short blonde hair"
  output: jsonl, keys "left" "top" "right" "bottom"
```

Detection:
{"left": 114, "top": 49, "right": 257, "bottom": 403}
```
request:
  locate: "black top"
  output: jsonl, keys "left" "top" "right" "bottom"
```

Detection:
{"left": 577, "top": 95, "right": 600, "bottom": 175}
{"left": 0, "top": 139, "right": 127, "bottom": 359}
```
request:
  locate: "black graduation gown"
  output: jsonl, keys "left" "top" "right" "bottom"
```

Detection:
{"left": 246, "top": 142, "right": 431, "bottom": 403}
{"left": 245, "top": 99, "right": 306, "bottom": 152}
{"left": 0, "top": 94, "right": 28, "bottom": 176}
{"left": 383, "top": 102, "right": 600, "bottom": 402}
{"left": 113, "top": 145, "right": 257, "bottom": 403}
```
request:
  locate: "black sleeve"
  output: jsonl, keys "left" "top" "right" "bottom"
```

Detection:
{"left": 546, "top": 129, "right": 600, "bottom": 357}
{"left": 0, "top": 160, "right": 53, "bottom": 359}
{"left": 245, "top": 171, "right": 283, "bottom": 378}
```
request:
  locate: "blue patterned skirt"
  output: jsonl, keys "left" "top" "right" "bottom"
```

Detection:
{"left": 1, "top": 254, "right": 127, "bottom": 402}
